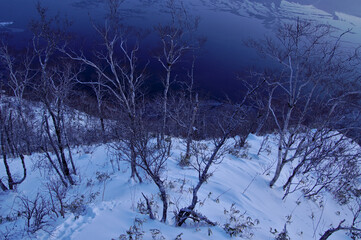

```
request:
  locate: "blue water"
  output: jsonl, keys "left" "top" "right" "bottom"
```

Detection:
{"left": 1, "top": 0, "right": 360, "bottom": 98}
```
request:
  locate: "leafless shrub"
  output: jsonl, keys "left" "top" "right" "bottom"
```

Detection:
{"left": 18, "top": 193, "right": 52, "bottom": 234}
{"left": 223, "top": 203, "right": 259, "bottom": 238}
{"left": 46, "top": 179, "right": 67, "bottom": 218}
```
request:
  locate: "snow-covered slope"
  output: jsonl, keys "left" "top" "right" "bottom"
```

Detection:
{"left": 0, "top": 133, "right": 358, "bottom": 239}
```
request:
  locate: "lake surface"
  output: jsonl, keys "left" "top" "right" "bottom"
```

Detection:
{"left": 1, "top": 0, "right": 361, "bottom": 98}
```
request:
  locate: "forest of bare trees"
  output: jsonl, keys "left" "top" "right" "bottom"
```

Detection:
{"left": 0, "top": 0, "right": 360, "bottom": 239}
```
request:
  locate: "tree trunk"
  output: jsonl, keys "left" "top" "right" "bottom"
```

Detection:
{"left": 59, "top": 145, "right": 74, "bottom": 185}
{"left": 130, "top": 141, "right": 142, "bottom": 183}
{"left": 67, "top": 143, "right": 77, "bottom": 175}
{"left": 269, "top": 158, "right": 284, "bottom": 188}
{"left": 43, "top": 149, "right": 68, "bottom": 187}
{"left": 283, "top": 159, "right": 306, "bottom": 194}
{"left": 100, "top": 117, "right": 105, "bottom": 133}
{"left": 182, "top": 140, "right": 191, "bottom": 165}
{"left": 12, "top": 154, "right": 26, "bottom": 185}
{"left": 319, "top": 228, "right": 337, "bottom": 240}
{"left": 1, "top": 128, "right": 14, "bottom": 190}
{"left": 0, "top": 179, "right": 8, "bottom": 191}
{"left": 182, "top": 94, "right": 198, "bottom": 166}
{"left": 17, "top": 106, "right": 32, "bottom": 154}
{"left": 62, "top": 123, "right": 77, "bottom": 176}
{"left": 52, "top": 112, "right": 74, "bottom": 185}
{"left": 162, "top": 69, "right": 171, "bottom": 140}
{"left": 269, "top": 104, "right": 293, "bottom": 188}
{"left": 2, "top": 150, "right": 14, "bottom": 190}
{"left": 142, "top": 193, "right": 155, "bottom": 220}
{"left": 155, "top": 179, "right": 168, "bottom": 223}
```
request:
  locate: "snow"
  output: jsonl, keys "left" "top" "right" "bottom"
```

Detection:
{"left": 0, "top": 22, "right": 13, "bottom": 27}
{"left": 0, "top": 131, "right": 358, "bottom": 240}
{"left": 199, "top": 0, "right": 361, "bottom": 45}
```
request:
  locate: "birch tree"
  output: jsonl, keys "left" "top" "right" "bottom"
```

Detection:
{"left": 62, "top": 0, "right": 147, "bottom": 182}
{"left": 168, "top": 56, "right": 199, "bottom": 165}
{"left": 156, "top": 0, "right": 201, "bottom": 140}
{"left": 175, "top": 78, "right": 265, "bottom": 226}
{"left": 0, "top": 41, "right": 36, "bottom": 191}
{"left": 248, "top": 20, "right": 361, "bottom": 188}
{"left": 31, "top": 3, "right": 78, "bottom": 186}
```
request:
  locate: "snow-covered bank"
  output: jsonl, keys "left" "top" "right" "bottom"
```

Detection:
{"left": 0, "top": 22, "right": 13, "bottom": 27}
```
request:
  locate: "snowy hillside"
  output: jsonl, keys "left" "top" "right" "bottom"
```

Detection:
{"left": 1, "top": 134, "right": 359, "bottom": 239}
{"left": 1, "top": 0, "right": 361, "bottom": 239}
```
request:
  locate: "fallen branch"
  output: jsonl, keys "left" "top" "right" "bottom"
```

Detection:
{"left": 177, "top": 208, "right": 216, "bottom": 226}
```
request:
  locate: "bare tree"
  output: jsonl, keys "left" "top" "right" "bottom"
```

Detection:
{"left": 282, "top": 128, "right": 360, "bottom": 200}
{"left": 1, "top": 46, "right": 37, "bottom": 153}
{"left": 19, "top": 193, "right": 52, "bottom": 234}
{"left": 0, "top": 41, "right": 36, "bottom": 191}
{"left": 38, "top": 62, "right": 82, "bottom": 186}
{"left": 133, "top": 117, "right": 169, "bottom": 222}
{"left": 0, "top": 101, "right": 27, "bottom": 190}
{"left": 175, "top": 79, "right": 265, "bottom": 226}
{"left": 168, "top": 56, "right": 199, "bottom": 165}
{"left": 0, "top": 42, "right": 35, "bottom": 104}
{"left": 62, "top": 0, "right": 147, "bottom": 182}
{"left": 46, "top": 179, "right": 67, "bottom": 218}
{"left": 248, "top": 20, "right": 361, "bottom": 188}
{"left": 90, "top": 73, "right": 107, "bottom": 134}
{"left": 155, "top": 0, "right": 201, "bottom": 140}
{"left": 31, "top": 3, "right": 79, "bottom": 186}
{"left": 175, "top": 111, "right": 236, "bottom": 226}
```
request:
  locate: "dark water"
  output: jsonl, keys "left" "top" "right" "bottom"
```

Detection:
{"left": 1, "top": 0, "right": 361, "bottom": 98}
